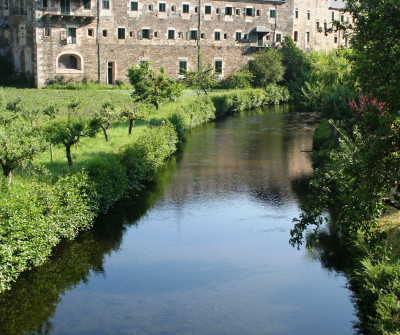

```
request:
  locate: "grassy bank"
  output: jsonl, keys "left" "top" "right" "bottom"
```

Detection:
{"left": 0, "top": 87, "right": 286, "bottom": 293}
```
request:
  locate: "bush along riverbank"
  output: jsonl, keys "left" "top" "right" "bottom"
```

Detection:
{"left": 0, "top": 87, "right": 287, "bottom": 293}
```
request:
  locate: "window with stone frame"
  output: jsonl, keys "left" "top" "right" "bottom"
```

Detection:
{"left": 204, "top": 5, "right": 211, "bottom": 14}
{"left": 214, "top": 30, "right": 221, "bottom": 40}
{"left": 168, "top": 29, "right": 175, "bottom": 39}
{"left": 182, "top": 4, "right": 189, "bottom": 13}
{"left": 190, "top": 30, "right": 197, "bottom": 40}
{"left": 83, "top": 0, "right": 90, "bottom": 9}
{"left": 225, "top": 6, "right": 232, "bottom": 15}
{"left": 276, "top": 33, "right": 281, "bottom": 42}
{"left": 102, "top": 0, "right": 109, "bottom": 9}
{"left": 270, "top": 9, "right": 276, "bottom": 18}
{"left": 131, "top": 1, "right": 138, "bottom": 10}
{"left": 215, "top": 60, "right": 222, "bottom": 74}
{"left": 179, "top": 60, "right": 187, "bottom": 74}
{"left": 245, "top": 7, "right": 254, "bottom": 16}
{"left": 235, "top": 31, "right": 242, "bottom": 41}
{"left": 118, "top": 27, "right": 125, "bottom": 39}
{"left": 159, "top": 2, "right": 166, "bottom": 12}
{"left": 294, "top": 31, "right": 298, "bottom": 42}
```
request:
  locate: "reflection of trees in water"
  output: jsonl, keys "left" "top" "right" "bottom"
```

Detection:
{"left": 0, "top": 158, "right": 177, "bottom": 335}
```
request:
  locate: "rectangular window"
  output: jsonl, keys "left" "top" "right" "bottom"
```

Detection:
{"left": 102, "top": 0, "right": 109, "bottom": 9}
{"left": 245, "top": 7, "right": 253, "bottom": 16}
{"left": 295, "top": 8, "right": 298, "bottom": 19}
{"left": 103, "top": 29, "right": 108, "bottom": 37}
{"left": 83, "top": 0, "right": 90, "bottom": 9}
{"left": 204, "top": 5, "right": 211, "bottom": 14}
{"left": 194, "top": 6, "right": 198, "bottom": 13}
{"left": 316, "top": 21, "right": 320, "bottom": 29}
{"left": 67, "top": 27, "right": 76, "bottom": 44}
{"left": 235, "top": 8, "right": 240, "bottom": 16}
{"left": 142, "top": 29, "right": 150, "bottom": 39}
{"left": 4, "top": 0, "right": 9, "bottom": 10}
{"left": 179, "top": 60, "right": 187, "bottom": 74}
{"left": 270, "top": 9, "right": 276, "bottom": 18}
{"left": 131, "top": 1, "right": 138, "bottom": 10}
{"left": 118, "top": 28, "right": 125, "bottom": 39}
{"left": 225, "top": 6, "right": 232, "bottom": 15}
{"left": 182, "top": 4, "right": 189, "bottom": 13}
{"left": 223, "top": 33, "right": 227, "bottom": 40}
{"left": 307, "top": 10, "right": 310, "bottom": 20}
{"left": 168, "top": 29, "right": 175, "bottom": 39}
{"left": 20, "top": 27, "right": 25, "bottom": 37}
{"left": 332, "top": 11, "right": 335, "bottom": 21}
{"left": 88, "top": 28, "right": 93, "bottom": 36}
{"left": 214, "top": 31, "right": 220, "bottom": 40}
{"left": 215, "top": 60, "right": 222, "bottom": 74}
{"left": 276, "top": 33, "right": 281, "bottom": 42}
{"left": 334, "top": 34, "right": 338, "bottom": 43}
{"left": 159, "top": 3, "right": 165, "bottom": 12}
{"left": 42, "top": 0, "right": 47, "bottom": 7}
{"left": 44, "top": 28, "right": 51, "bottom": 37}
{"left": 190, "top": 30, "right": 197, "bottom": 40}
{"left": 235, "top": 31, "right": 241, "bottom": 41}
{"left": 129, "top": 31, "right": 134, "bottom": 37}
{"left": 306, "top": 32, "right": 310, "bottom": 43}
{"left": 341, "top": 14, "right": 344, "bottom": 22}
{"left": 294, "top": 31, "right": 298, "bottom": 42}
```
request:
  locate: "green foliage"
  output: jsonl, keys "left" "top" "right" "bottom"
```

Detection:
{"left": 0, "top": 172, "right": 96, "bottom": 292}
{"left": 248, "top": 48, "right": 285, "bottom": 87}
{"left": 44, "top": 115, "right": 102, "bottom": 166}
{"left": 264, "top": 84, "right": 290, "bottom": 105}
{"left": 355, "top": 258, "right": 400, "bottom": 334}
{"left": 168, "top": 96, "right": 216, "bottom": 139}
{"left": 183, "top": 53, "right": 218, "bottom": 96}
{"left": 87, "top": 155, "right": 129, "bottom": 213}
{"left": 279, "top": 36, "right": 311, "bottom": 102}
{"left": 122, "top": 121, "right": 178, "bottom": 182}
{"left": 225, "top": 68, "right": 254, "bottom": 89}
{"left": 344, "top": 0, "right": 400, "bottom": 110}
{"left": 128, "top": 62, "right": 182, "bottom": 109}
{"left": 0, "top": 111, "right": 46, "bottom": 185}
{"left": 96, "top": 101, "right": 118, "bottom": 141}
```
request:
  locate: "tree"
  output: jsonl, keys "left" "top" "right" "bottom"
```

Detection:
{"left": 0, "top": 119, "right": 45, "bottom": 186}
{"left": 119, "top": 105, "right": 150, "bottom": 135}
{"left": 44, "top": 116, "right": 101, "bottom": 166}
{"left": 248, "top": 48, "right": 285, "bottom": 87}
{"left": 342, "top": 0, "right": 400, "bottom": 110}
{"left": 96, "top": 101, "right": 117, "bottom": 141}
{"left": 183, "top": 53, "right": 217, "bottom": 96}
{"left": 128, "top": 62, "right": 182, "bottom": 109}
{"left": 225, "top": 68, "right": 254, "bottom": 89}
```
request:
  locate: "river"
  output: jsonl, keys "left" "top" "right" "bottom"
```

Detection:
{"left": 0, "top": 105, "right": 356, "bottom": 335}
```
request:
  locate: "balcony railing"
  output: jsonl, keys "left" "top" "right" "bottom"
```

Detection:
{"left": 61, "top": 6, "right": 70, "bottom": 14}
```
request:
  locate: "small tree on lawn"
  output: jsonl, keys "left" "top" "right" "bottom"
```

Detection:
{"left": 44, "top": 116, "right": 101, "bottom": 166}
{"left": 96, "top": 101, "right": 118, "bottom": 141}
{"left": 128, "top": 62, "right": 182, "bottom": 109}
{"left": 119, "top": 105, "right": 150, "bottom": 135}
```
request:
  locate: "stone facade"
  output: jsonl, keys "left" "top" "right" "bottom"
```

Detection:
{"left": 0, "top": 0, "right": 348, "bottom": 87}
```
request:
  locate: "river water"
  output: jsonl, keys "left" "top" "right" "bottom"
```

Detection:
{"left": 0, "top": 105, "right": 356, "bottom": 335}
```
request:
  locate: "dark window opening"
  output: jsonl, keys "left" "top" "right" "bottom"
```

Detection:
{"left": 131, "top": 1, "right": 138, "bottom": 10}
{"left": 270, "top": 9, "right": 275, "bottom": 18}
{"left": 214, "top": 31, "right": 220, "bottom": 40}
{"left": 235, "top": 31, "right": 241, "bottom": 41}
{"left": 294, "top": 31, "right": 298, "bottom": 42}
{"left": 168, "top": 29, "right": 175, "bottom": 39}
{"left": 182, "top": 4, "right": 189, "bottom": 13}
{"left": 83, "top": 0, "right": 90, "bottom": 9}
{"left": 179, "top": 60, "right": 187, "bottom": 74}
{"left": 118, "top": 28, "right": 125, "bottom": 39}
{"left": 205, "top": 5, "right": 211, "bottom": 14}
{"left": 225, "top": 6, "right": 232, "bottom": 15}
{"left": 159, "top": 3, "right": 165, "bottom": 12}
{"left": 102, "top": 0, "right": 109, "bottom": 9}
{"left": 190, "top": 30, "right": 197, "bottom": 40}
{"left": 215, "top": 60, "right": 222, "bottom": 74}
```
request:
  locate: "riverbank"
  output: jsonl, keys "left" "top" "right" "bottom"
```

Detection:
{"left": 0, "top": 87, "right": 288, "bottom": 293}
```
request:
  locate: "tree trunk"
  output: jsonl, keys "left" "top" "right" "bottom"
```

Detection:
{"left": 7, "top": 170, "right": 12, "bottom": 187}
{"left": 50, "top": 143, "right": 53, "bottom": 162}
{"left": 334, "top": 119, "right": 342, "bottom": 147}
{"left": 101, "top": 124, "right": 109, "bottom": 141}
{"left": 66, "top": 145, "right": 73, "bottom": 166}
{"left": 128, "top": 118, "right": 135, "bottom": 135}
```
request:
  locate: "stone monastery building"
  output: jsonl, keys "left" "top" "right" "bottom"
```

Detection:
{"left": 0, "top": 0, "right": 348, "bottom": 87}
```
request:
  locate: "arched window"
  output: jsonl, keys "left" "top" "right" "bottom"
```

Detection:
{"left": 56, "top": 53, "right": 83, "bottom": 73}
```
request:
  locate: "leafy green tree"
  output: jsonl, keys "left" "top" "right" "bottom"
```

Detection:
{"left": 225, "top": 68, "right": 254, "bottom": 89}
{"left": 248, "top": 48, "right": 285, "bottom": 87}
{"left": 96, "top": 101, "right": 117, "bottom": 141}
{"left": 119, "top": 105, "right": 150, "bottom": 135}
{"left": 44, "top": 116, "right": 101, "bottom": 166}
{"left": 183, "top": 53, "right": 217, "bottom": 96}
{"left": 128, "top": 62, "right": 182, "bottom": 109}
{"left": 279, "top": 36, "right": 311, "bottom": 102}
{"left": 0, "top": 119, "right": 45, "bottom": 185}
{"left": 342, "top": 0, "right": 400, "bottom": 110}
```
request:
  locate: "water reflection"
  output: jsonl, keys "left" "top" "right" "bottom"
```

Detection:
{"left": 0, "top": 105, "right": 356, "bottom": 335}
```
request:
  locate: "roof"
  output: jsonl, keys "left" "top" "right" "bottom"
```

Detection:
{"left": 254, "top": 26, "right": 274, "bottom": 33}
